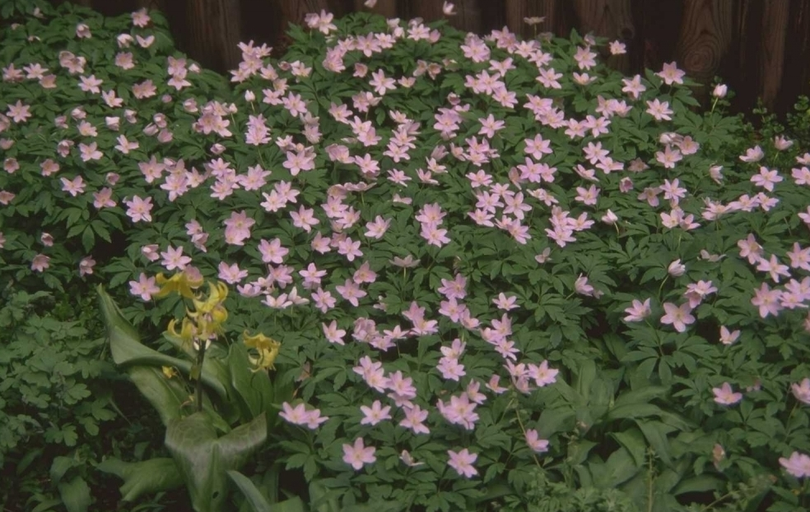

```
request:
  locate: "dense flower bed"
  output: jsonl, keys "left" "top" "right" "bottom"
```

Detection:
{"left": 2, "top": 2, "right": 810, "bottom": 511}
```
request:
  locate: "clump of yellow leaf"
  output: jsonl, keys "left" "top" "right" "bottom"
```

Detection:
{"left": 155, "top": 269, "right": 204, "bottom": 299}
{"left": 243, "top": 331, "right": 281, "bottom": 371}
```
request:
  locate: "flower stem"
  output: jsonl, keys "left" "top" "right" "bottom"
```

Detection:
{"left": 195, "top": 340, "right": 207, "bottom": 413}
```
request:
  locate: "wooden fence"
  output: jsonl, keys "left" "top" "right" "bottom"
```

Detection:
{"left": 59, "top": 0, "right": 810, "bottom": 118}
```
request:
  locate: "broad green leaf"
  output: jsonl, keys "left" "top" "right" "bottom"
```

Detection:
{"left": 127, "top": 365, "right": 189, "bottom": 425}
{"left": 227, "top": 470, "right": 273, "bottom": 512}
{"left": 536, "top": 406, "right": 576, "bottom": 438}
{"left": 606, "top": 403, "right": 664, "bottom": 422}
{"left": 602, "top": 447, "right": 639, "bottom": 488}
{"left": 58, "top": 476, "right": 91, "bottom": 512}
{"left": 673, "top": 475, "right": 723, "bottom": 495}
{"left": 96, "top": 458, "right": 185, "bottom": 502}
{"left": 228, "top": 342, "right": 274, "bottom": 421}
{"left": 165, "top": 412, "right": 267, "bottom": 512}
{"left": 50, "top": 456, "right": 76, "bottom": 483}
{"left": 98, "top": 286, "right": 228, "bottom": 398}
{"left": 637, "top": 420, "right": 673, "bottom": 468}
{"left": 611, "top": 427, "right": 647, "bottom": 467}
{"left": 574, "top": 359, "right": 596, "bottom": 401}
{"left": 613, "top": 386, "right": 668, "bottom": 408}
{"left": 309, "top": 479, "right": 341, "bottom": 512}
{"left": 31, "top": 499, "right": 62, "bottom": 512}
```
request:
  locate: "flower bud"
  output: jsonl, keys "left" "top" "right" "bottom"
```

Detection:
{"left": 601, "top": 209, "right": 618, "bottom": 224}
{"left": 668, "top": 259, "right": 686, "bottom": 277}
{"left": 244, "top": 90, "right": 255, "bottom": 102}
{"left": 105, "top": 116, "right": 120, "bottom": 131}
{"left": 713, "top": 84, "right": 727, "bottom": 98}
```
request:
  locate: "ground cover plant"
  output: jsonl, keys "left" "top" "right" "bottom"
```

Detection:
{"left": 2, "top": 1, "right": 810, "bottom": 510}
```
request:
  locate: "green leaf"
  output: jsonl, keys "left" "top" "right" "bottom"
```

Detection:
{"left": 574, "top": 359, "right": 596, "bottom": 402}
{"left": 165, "top": 412, "right": 267, "bottom": 512}
{"left": 637, "top": 420, "right": 673, "bottom": 467}
{"left": 31, "top": 499, "right": 62, "bottom": 512}
{"left": 611, "top": 427, "right": 647, "bottom": 467}
{"left": 227, "top": 470, "right": 273, "bottom": 512}
{"left": 309, "top": 479, "right": 341, "bottom": 512}
{"left": 229, "top": 470, "right": 305, "bottom": 512}
{"left": 97, "top": 457, "right": 185, "bottom": 502}
{"left": 673, "top": 475, "right": 723, "bottom": 495}
{"left": 50, "top": 456, "right": 76, "bottom": 483}
{"left": 81, "top": 226, "right": 94, "bottom": 252}
{"left": 228, "top": 342, "right": 274, "bottom": 421}
{"left": 58, "top": 476, "right": 91, "bottom": 512}
{"left": 536, "top": 406, "right": 576, "bottom": 438}
{"left": 127, "top": 365, "right": 189, "bottom": 425}
{"left": 613, "top": 386, "right": 668, "bottom": 408}
{"left": 606, "top": 403, "right": 664, "bottom": 422}
{"left": 97, "top": 286, "right": 228, "bottom": 398}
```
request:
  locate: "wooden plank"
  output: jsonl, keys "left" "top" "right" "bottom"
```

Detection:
{"left": 728, "top": 0, "right": 761, "bottom": 115}
{"left": 479, "top": 0, "right": 506, "bottom": 36}
{"left": 277, "top": 0, "right": 330, "bottom": 30}
{"left": 759, "top": 0, "right": 789, "bottom": 110}
{"left": 675, "top": 0, "right": 733, "bottom": 104}
{"left": 504, "top": 0, "right": 562, "bottom": 40}
{"left": 354, "top": 0, "right": 397, "bottom": 18}
{"left": 572, "top": 0, "right": 633, "bottom": 39}
{"left": 135, "top": 0, "right": 166, "bottom": 12}
{"left": 450, "top": 0, "right": 483, "bottom": 34}
{"left": 572, "top": 0, "right": 633, "bottom": 73}
{"left": 409, "top": 0, "right": 444, "bottom": 22}
{"left": 635, "top": 0, "right": 683, "bottom": 71}
{"left": 184, "top": 0, "right": 243, "bottom": 72}
{"left": 777, "top": 0, "right": 810, "bottom": 116}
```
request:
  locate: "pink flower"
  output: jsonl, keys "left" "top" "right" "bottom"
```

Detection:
{"left": 60, "top": 176, "right": 86, "bottom": 196}
{"left": 161, "top": 245, "right": 191, "bottom": 271}
{"left": 740, "top": 145, "right": 764, "bottom": 163}
{"left": 258, "top": 238, "right": 289, "bottom": 264}
{"left": 447, "top": 448, "right": 478, "bottom": 478}
{"left": 336, "top": 278, "right": 367, "bottom": 307}
{"left": 486, "top": 375, "right": 509, "bottom": 394}
{"left": 124, "top": 195, "right": 153, "bottom": 223}
{"left": 360, "top": 400, "right": 392, "bottom": 426}
{"left": 756, "top": 254, "right": 791, "bottom": 283}
{"left": 217, "top": 261, "right": 248, "bottom": 284}
{"left": 279, "top": 402, "right": 307, "bottom": 425}
{"left": 79, "top": 256, "right": 95, "bottom": 277}
{"left": 342, "top": 437, "right": 376, "bottom": 470}
{"left": 528, "top": 360, "right": 558, "bottom": 387}
{"left": 751, "top": 282, "right": 783, "bottom": 318}
{"left": 1, "top": 200, "right": 14, "bottom": 218}
{"left": 322, "top": 320, "right": 346, "bottom": 345}
{"left": 223, "top": 210, "right": 255, "bottom": 246}
{"left": 660, "top": 302, "right": 695, "bottom": 333}
{"left": 574, "top": 274, "right": 602, "bottom": 298}
{"left": 129, "top": 273, "right": 159, "bottom": 301}
{"left": 780, "top": 452, "right": 810, "bottom": 478}
{"left": 712, "top": 382, "right": 742, "bottom": 405}
{"left": 719, "top": 326, "right": 740, "bottom": 345}
{"left": 737, "top": 234, "right": 762, "bottom": 264}
{"left": 751, "top": 166, "right": 782, "bottom": 192}
{"left": 668, "top": 259, "right": 686, "bottom": 277}
{"left": 791, "top": 378, "right": 810, "bottom": 405}
{"left": 656, "top": 61, "right": 685, "bottom": 85}
{"left": 525, "top": 429, "right": 550, "bottom": 453}
{"left": 290, "top": 205, "right": 319, "bottom": 232}
{"left": 492, "top": 293, "right": 519, "bottom": 311}
{"left": 304, "top": 409, "right": 328, "bottom": 429}
{"left": 399, "top": 404, "right": 430, "bottom": 434}
{"left": 31, "top": 254, "right": 50, "bottom": 272}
